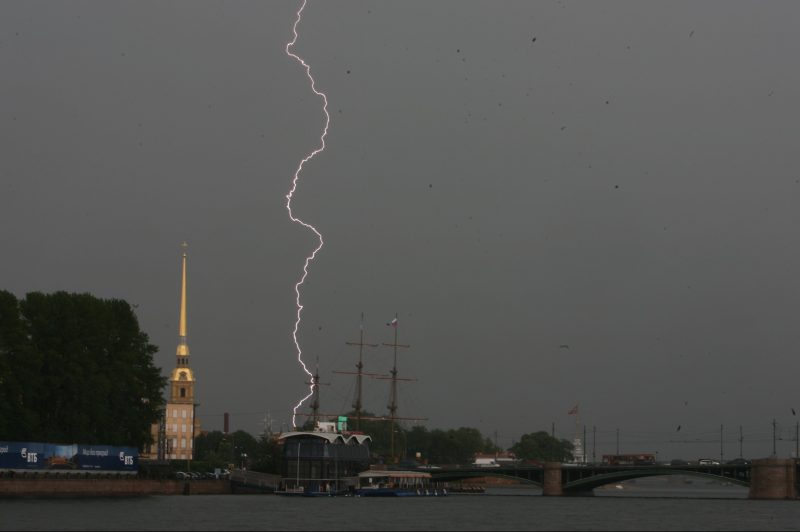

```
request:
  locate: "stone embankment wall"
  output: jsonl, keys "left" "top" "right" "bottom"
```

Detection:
{"left": 0, "top": 478, "right": 231, "bottom": 497}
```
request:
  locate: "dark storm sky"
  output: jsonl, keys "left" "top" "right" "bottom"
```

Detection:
{"left": 2, "top": 0, "right": 800, "bottom": 460}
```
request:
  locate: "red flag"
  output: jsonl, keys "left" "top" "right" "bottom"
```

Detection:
{"left": 567, "top": 405, "right": 579, "bottom": 415}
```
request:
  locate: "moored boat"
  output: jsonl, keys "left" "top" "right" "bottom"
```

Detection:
{"left": 355, "top": 470, "right": 447, "bottom": 497}
{"left": 275, "top": 485, "right": 351, "bottom": 497}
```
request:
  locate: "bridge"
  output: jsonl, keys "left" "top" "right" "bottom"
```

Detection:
{"left": 428, "top": 458, "right": 798, "bottom": 499}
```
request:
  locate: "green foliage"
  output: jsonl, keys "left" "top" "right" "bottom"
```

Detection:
{"left": 0, "top": 290, "right": 166, "bottom": 447}
{"left": 250, "top": 434, "right": 282, "bottom": 474}
{"left": 228, "top": 429, "right": 259, "bottom": 466}
{"left": 345, "top": 411, "right": 395, "bottom": 459}
{"left": 406, "top": 426, "right": 498, "bottom": 465}
{"left": 0, "top": 290, "right": 35, "bottom": 439}
{"left": 194, "top": 430, "right": 226, "bottom": 463}
{"left": 338, "top": 412, "right": 498, "bottom": 465}
{"left": 190, "top": 424, "right": 576, "bottom": 473}
{"left": 194, "top": 429, "right": 270, "bottom": 470}
{"left": 510, "top": 431, "right": 574, "bottom": 463}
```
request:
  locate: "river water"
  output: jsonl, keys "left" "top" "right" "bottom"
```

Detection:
{"left": 2, "top": 480, "right": 798, "bottom": 531}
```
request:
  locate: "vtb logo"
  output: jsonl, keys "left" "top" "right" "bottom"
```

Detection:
{"left": 20, "top": 448, "right": 38, "bottom": 463}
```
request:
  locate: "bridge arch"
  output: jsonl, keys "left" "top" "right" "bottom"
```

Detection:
{"left": 430, "top": 464, "right": 752, "bottom": 494}
{"left": 563, "top": 468, "right": 749, "bottom": 492}
{"left": 431, "top": 461, "right": 798, "bottom": 498}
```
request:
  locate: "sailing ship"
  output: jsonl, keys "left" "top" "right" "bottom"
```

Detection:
{"left": 300, "top": 312, "right": 425, "bottom": 461}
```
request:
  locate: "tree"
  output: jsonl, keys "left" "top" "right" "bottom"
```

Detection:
{"left": 483, "top": 436, "right": 502, "bottom": 454}
{"left": 405, "top": 425, "right": 498, "bottom": 465}
{"left": 510, "top": 431, "right": 574, "bottom": 463}
{"left": 405, "top": 425, "right": 431, "bottom": 461}
{"left": 250, "top": 434, "right": 282, "bottom": 474}
{"left": 0, "top": 290, "right": 166, "bottom": 448}
{"left": 229, "top": 429, "right": 259, "bottom": 468}
{"left": 194, "top": 430, "right": 226, "bottom": 462}
{"left": 0, "top": 290, "right": 39, "bottom": 440}
{"left": 341, "top": 410, "right": 394, "bottom": 460}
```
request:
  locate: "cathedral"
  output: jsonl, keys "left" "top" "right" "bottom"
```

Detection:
{"left": 142, "top": 244, "right": 201, "bottom": 460}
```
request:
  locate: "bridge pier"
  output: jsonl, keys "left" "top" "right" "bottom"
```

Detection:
{"left": 748, "top": 458, "right": 796, "bottom": 499}
{"left": 542, "top": 462, "right": 563, "bottom": 496}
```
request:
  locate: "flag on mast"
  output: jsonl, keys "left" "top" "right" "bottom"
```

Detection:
{"left": 567, "top": 404, "right": 579, "bottom": 416}
{"left": 386, "top": 317, "right": 398, "bottom": 327}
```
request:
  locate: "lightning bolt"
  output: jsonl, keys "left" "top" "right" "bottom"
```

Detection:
{"left": 285, "top": 0, "right": 330, "bottom": 429}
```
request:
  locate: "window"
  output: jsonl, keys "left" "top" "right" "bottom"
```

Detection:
{"left": 182, "top": 424, "right": 187, "bottom": 433}
{"left": 173, "top": 409, "right": 178, "bottom": 418}
{"left": 173, "top": 424, "right": 177, "bottom": 434}
{"left": 182, "top": 410, "right": 187, "bottom": 419}
{"left": 181, "top": 438, "right": 187, "bottom": 449}
{"left": 180, "top": 388, "right": 186, "bottom": 398}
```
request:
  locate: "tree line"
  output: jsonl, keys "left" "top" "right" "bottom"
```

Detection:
{"left": 0, "top": 290, "right": 166, "bottom": 447}
{"left": 192, "top": 420, "right": 575, "bottom": 474}
{"left": 0, "top": 290, "right": 575, "bottom": 466}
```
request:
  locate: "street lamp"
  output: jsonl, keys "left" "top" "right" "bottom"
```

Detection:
{"left": 241, "top": 453, "right": 247, "bottom": 471}
{"left": 295, "top": 442, "right": 301, "bottom": 490}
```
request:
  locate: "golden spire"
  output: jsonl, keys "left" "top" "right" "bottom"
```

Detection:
{"left": 176, "top": 242, "right": 190, "bottom": 358}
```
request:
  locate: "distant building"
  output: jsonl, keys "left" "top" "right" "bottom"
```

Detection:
{"left": 278, "top": 421, "right": 372, "bottom": 493}
{"left": 473, "top": 451, "right": 517, "bottom": 467}
{"left": 142, "top": 244, "right": 201, "bottom": 460}
{"left": 572, "top": 437, "right": 585, "bottom": 464}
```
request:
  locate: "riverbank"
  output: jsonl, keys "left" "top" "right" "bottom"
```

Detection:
{"left": 0, "top": 478, "right": 231, "bottom": 498}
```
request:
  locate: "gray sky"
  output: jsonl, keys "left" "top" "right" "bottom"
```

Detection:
{"left": 2, "top": 0, "right": 800, "bottom": 461}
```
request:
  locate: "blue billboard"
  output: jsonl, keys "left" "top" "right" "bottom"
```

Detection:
{"left": 75, "top": 444, "right": 137, "bottom": 471}
{"left": 0, "top": 441, "right": 137, "bottom": 473}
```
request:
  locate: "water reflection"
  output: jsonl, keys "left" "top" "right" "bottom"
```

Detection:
{"left": 483, "top": 474, "right": 748, "bottom": 498}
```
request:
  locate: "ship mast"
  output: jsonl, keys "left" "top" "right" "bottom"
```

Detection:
{"left": 334, "top": 314, "right": 385, "bottom": 431}
{"left": 325, "top": 314, "right": 426, "bottom": 455}
{"left": 306, "top": 358, "right": 329, "bottom": 429}
{"left": 382, "top": 313, "right": 410, "bottom": 463}
{"left": 344, "top": 313, "right": 378, "bottom": 431}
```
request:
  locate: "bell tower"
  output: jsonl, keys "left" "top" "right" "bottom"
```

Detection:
{"left": 163, "top": 242, "right": 200, "bottom": 460}
{"left": 170, "top": 242, "right": 195, "bottom": 404}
